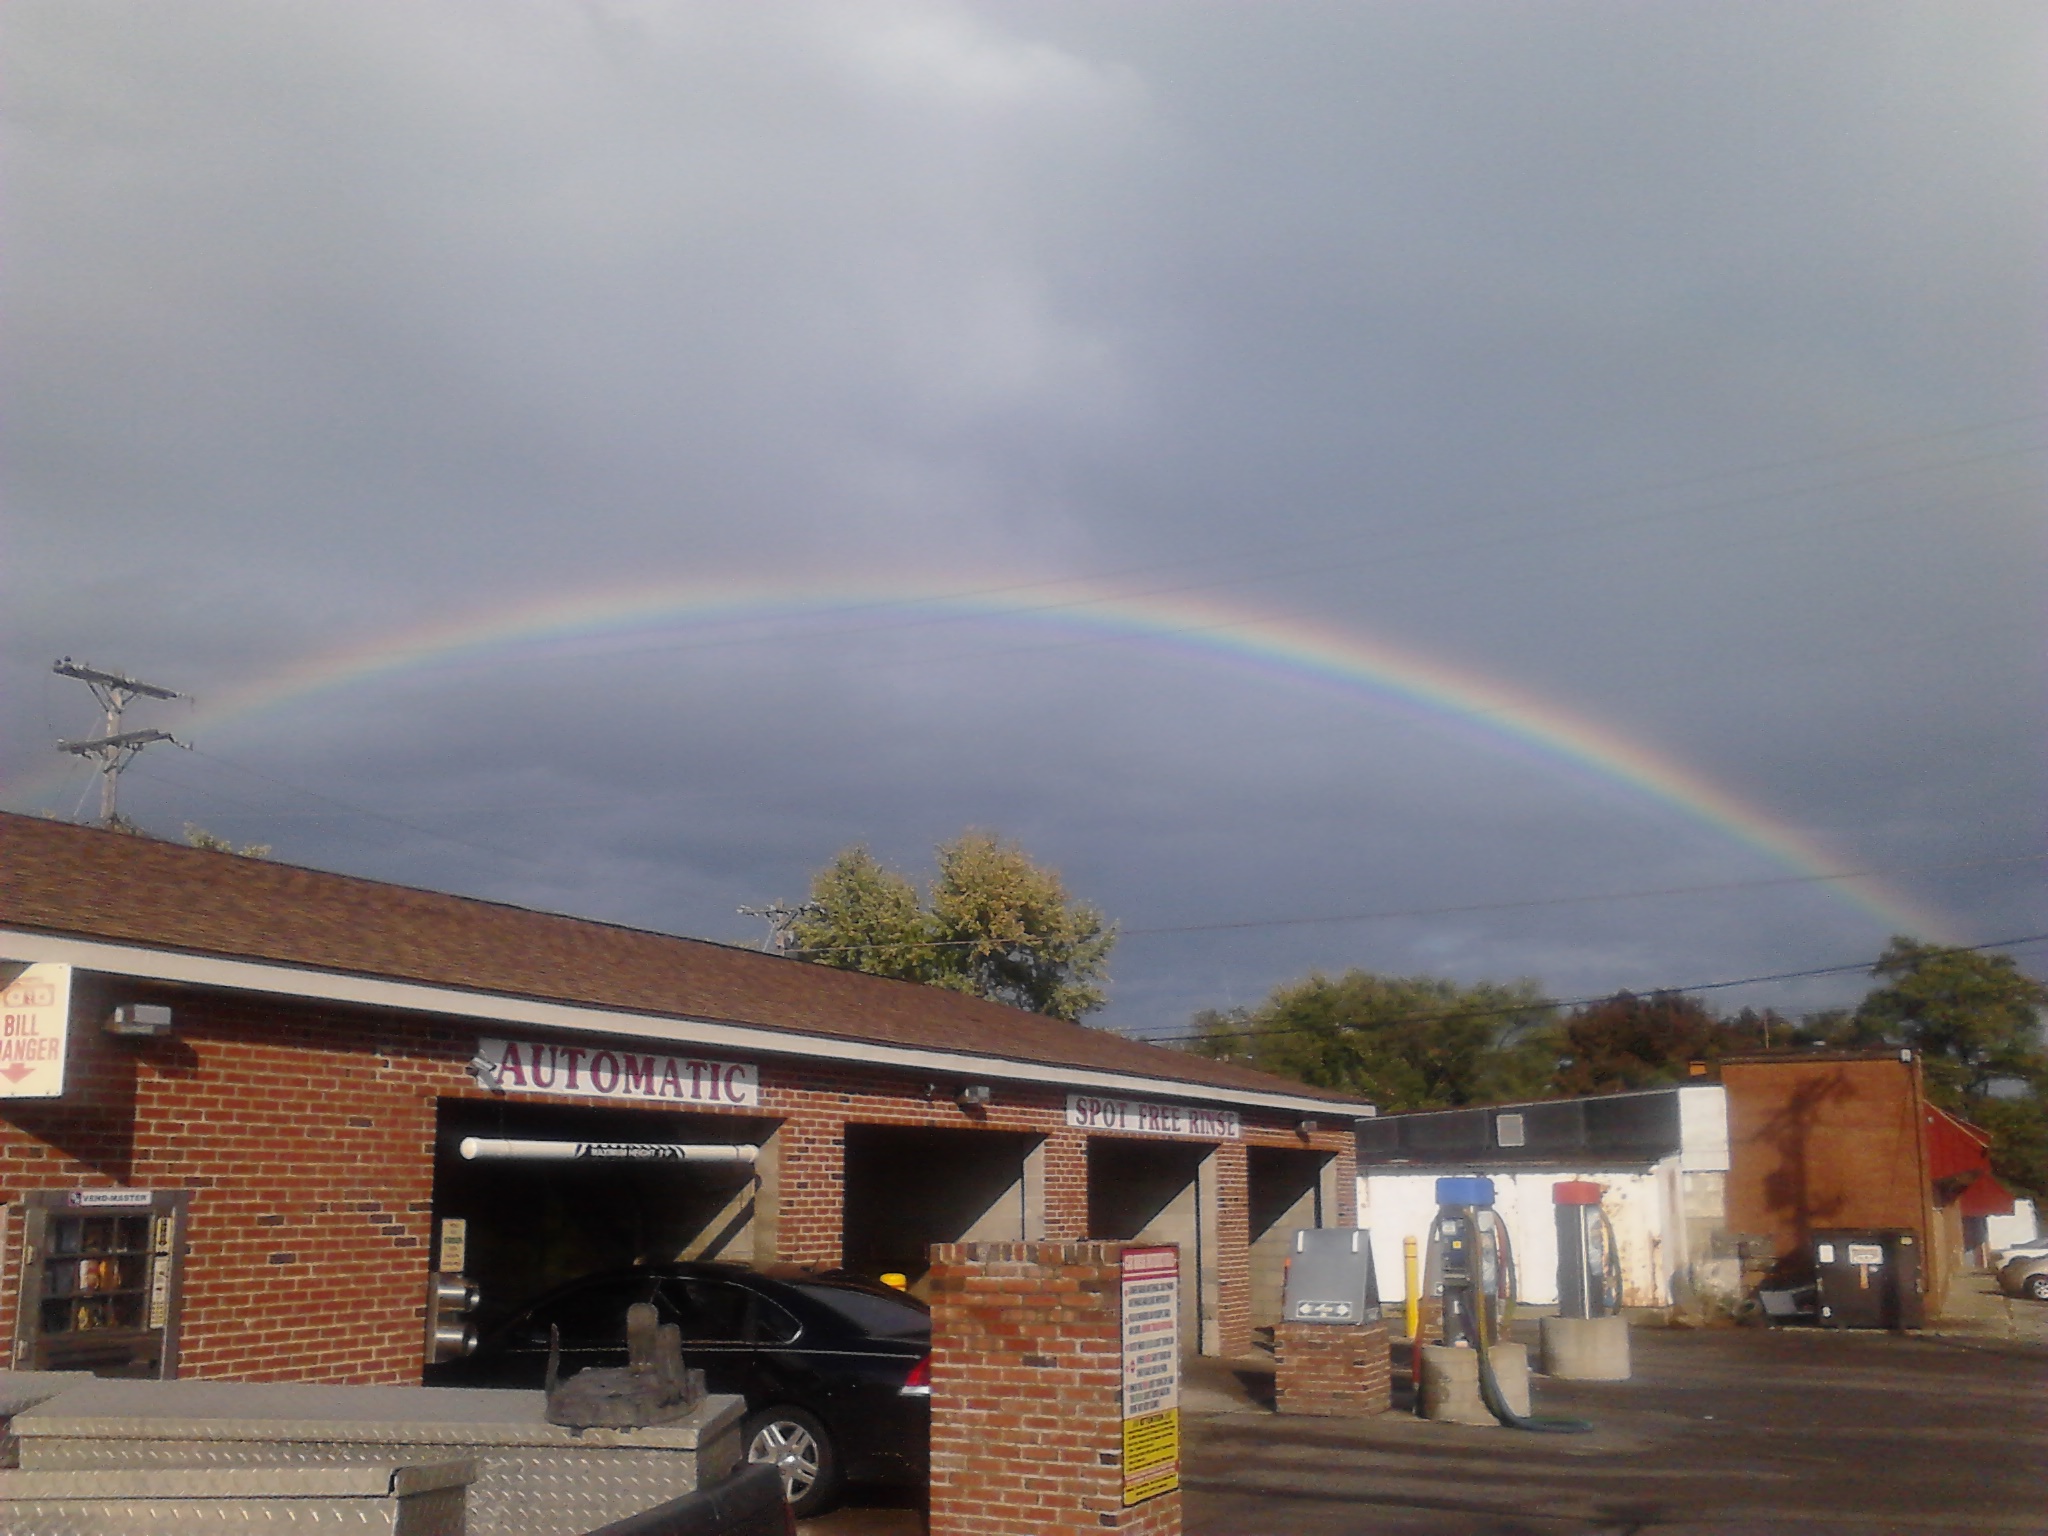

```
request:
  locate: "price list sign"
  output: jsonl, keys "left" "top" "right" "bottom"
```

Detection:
{"left": 1120, "top": 1245, "right": 1180, "bottom": 1507}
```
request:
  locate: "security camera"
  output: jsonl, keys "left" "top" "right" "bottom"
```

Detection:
{"left": 466, "top": 1055, "right": 505, "bottom": 1092}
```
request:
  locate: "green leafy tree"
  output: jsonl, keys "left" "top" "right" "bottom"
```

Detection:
{"left": 789, "top": 833, "right": 1114, "bottom": 1022}
{"left": 1853, "top": 937, "right": 2048, "bottom": 1104}
{"left": 789, "top": 846, "right": 935, "bottom": 981}
{"left": 1970, "top": 1096, "right": 2048, "bottom": 1200}
{"left": 925, "top": 831, "right": 1114, "bottom": 1022}
{"left": 1850, "top": 937, "right": 2048, "bottom": 1198}
{"left": 1551, "top": 990, "right": 1739, "bottom": 1095}
{"left": 1188, "top": 970, "right": 1557, "bottom": 1111}
{"left": 183, "top": 823, "right": 272, "bottom": 858}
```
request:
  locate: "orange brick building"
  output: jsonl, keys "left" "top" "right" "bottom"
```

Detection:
{"left": 0, "top": 814, "right": 1366, "bottom": 1385}
{"left": 1721, "top": 1050, "right": 2012, "bottom": 1317}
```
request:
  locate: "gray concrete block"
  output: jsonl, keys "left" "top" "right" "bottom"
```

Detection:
{"left": 1418, "top": 1342, "right": 1529, "bottom": 1426}
{"left": 1540, "top": 1314, "right": 1632, "bottom": 1380}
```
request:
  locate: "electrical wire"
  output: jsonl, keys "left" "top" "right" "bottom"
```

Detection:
{"left": 164, "top": 749, "right": 553, "bottom": 869}
{"left": 774, "top": 851, "right": 2047, "bottom": 960}
{"left": 1111, "top": 852, "right": 2048, "bottom": 940}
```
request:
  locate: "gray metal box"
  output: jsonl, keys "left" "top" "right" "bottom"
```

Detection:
{"left": 11, "top": 1377, "right": 744, "bottom": 1536}
{"left": 0, "top": 1458, "right": 473, "bottom": 1536}
{"left": 1281, "top": 1228, "right": 1380, "bottom": 1325}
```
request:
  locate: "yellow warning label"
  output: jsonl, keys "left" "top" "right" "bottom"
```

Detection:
{"left": 1121, "top": 1407, "right": 1179, "bottom": 1505}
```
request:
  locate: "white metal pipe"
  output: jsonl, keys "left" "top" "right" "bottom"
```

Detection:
{"left": 458, "top": 1137, "right": 758, "bottom": 1165}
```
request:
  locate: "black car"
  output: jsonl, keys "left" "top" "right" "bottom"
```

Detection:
{"left": 431, "top": 1262, "right": 930, "bottom": 1517}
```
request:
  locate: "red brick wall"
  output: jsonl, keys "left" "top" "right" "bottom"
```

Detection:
{"left": 1722, "top": 1055, "right": 1942, "bottom": 1312}
{"left": 1274, "top": 1320, "right": 1390, "bottom": 1416}
{"left": 927, "top": 1241, "right": 1179, "bottom": 1536}
{"left": 1, "top": 978, "right": 1356, "bottom": 1383}
{"left": 1213, "top": 1141, "right": 1250, "bottom": 1358}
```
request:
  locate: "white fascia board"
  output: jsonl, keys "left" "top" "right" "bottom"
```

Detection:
{"left": 2, "top": 929, "right": 1373, "bottom": 1120}
{"left": 1677, "top": 1083, "right": 1731, "bottom": 1172}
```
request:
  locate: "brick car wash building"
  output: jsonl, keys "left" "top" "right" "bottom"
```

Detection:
{"left": 0, "top": 814, "right": 1368, "bottom": 1385}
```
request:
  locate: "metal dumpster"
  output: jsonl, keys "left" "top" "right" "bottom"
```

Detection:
{"left": 1811, "top": 1229, "right": 1924, "bottom": 1330}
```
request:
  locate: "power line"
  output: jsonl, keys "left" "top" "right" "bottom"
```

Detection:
{"left": 51, "top": 659, "right": 188, "bottom": 828}
{"left": 169, "top": 748, "right": 551, "bottom": 869}
{"left": 775, "top": 850, "right": 2046, "bottom": 961}
{"left": 1127, "top": 932, "right": 2048, "bottom": 1047}
{"left": 1111, "top": 852, "right": 2048, "bottom": 939}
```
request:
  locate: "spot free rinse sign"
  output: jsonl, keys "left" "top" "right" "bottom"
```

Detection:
{"left": 1067, "top": 1093, "right": 1239, "bottom": 1139}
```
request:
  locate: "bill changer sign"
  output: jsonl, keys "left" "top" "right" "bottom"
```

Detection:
{"left": 476, "top": 1036, "right": 758, "bottom": 1107}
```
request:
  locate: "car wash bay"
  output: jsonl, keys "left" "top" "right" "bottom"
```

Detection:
{"left": 436, "top": 1100, "right": 1339, "bottom": 1349}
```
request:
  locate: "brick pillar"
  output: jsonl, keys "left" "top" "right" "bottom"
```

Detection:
{"left": 1212, "top": 1141, "right": 1250, "bottom": 1359}
{"left": 928, "top": 1241, "right": 1180, "bottom": 1536}
{"left": 1274, "top": 1319, "right": 1391, "bottom": 1416}
{"left": 1043, "top": 1130, "right": 1090, "bottom": 1241}
{"left": 772, "top": 1110, "right": 844, "bottom": 1268}
{"left": 1331, "top": 1141, "right": 1358, "bottom": 1226}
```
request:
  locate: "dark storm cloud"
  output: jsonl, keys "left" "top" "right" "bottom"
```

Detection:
{"left": 4, "top": 1, "right": 2042, "bottom": 1033}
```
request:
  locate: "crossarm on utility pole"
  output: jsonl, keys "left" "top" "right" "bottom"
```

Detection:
{"left": 57, "top": 729, "right": 181, "bottom": 754}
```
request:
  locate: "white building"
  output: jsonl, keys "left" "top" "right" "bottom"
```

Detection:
{"left": 1356, "top": 1085, "right": 1732, "bottom": 1309}
{"left": 1986, "top": 1198, "right": 2040, "bottom": 1260}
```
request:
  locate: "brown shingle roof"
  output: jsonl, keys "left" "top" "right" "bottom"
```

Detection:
{"left": 0, "top": 813, "right": 1365, "bottom": 1108}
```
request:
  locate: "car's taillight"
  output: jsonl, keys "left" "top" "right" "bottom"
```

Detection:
{"left": 899, "top": 1354, "right": 931, "bottom": 1397}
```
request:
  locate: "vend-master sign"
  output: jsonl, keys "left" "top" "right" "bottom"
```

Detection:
{"left": 474, "top": 1036, "right": 758, "bottom": 1107}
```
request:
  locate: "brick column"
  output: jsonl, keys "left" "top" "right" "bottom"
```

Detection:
{"left": 928, "top": 1241, "right": 1180, "bottom": 1536}
{"left": 771, "top": 1109, "right": 844, "bottom": 1268}
{"left": 1042, "top": 1130, "right": 1090, "bottom": 1241}
{"left": 1212, "top": 1141, "right": 1250, "bottom": 1359}
{"left": 1273, "top": 1320, "right": 1391, "bottom": 1417}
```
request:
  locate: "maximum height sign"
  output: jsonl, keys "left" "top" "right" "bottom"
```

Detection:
{"left": 1120, "top": 1244, "right": 1180, "bottom": 1507}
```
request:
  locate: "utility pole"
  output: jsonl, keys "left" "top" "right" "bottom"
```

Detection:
{"left": 738, "top": 901, "right": 817, "bottom": 957}
{"left": 52, "top": 658, "right": 187, "bottom": 829}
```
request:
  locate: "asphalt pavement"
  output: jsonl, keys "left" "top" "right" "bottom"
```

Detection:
{"left": 1181, "top": 1319, "right": 2047, "bottom": 1535}
{"left": 801, "top": 1288, "right": 2048, "bottom": 1536}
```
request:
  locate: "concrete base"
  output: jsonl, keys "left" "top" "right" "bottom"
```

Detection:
{"left": 1417, "top": 1343, "right": 1529, "bottom": 1426}
{"left": 1540, "top": 1314, "right": 1632, "bottom": 1381}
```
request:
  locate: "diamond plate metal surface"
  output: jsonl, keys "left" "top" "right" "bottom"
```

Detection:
{"left": 0, "top": 1475, "right": 467, "bottom": 1535}
{"left": 10, "top": 1383, "right": 746, "bottom": 1536}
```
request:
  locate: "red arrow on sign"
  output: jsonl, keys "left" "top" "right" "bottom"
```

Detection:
{"left": 0, "top": 1064, "right": 37, "bottom": 1083}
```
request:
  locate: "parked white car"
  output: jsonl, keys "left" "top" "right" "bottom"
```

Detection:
{"left": 1992, "top": 1234, "right": 2048, "bottom": 1267}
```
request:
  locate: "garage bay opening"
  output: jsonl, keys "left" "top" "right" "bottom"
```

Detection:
{"left": 1246, "top": 1145, "right": 1335, "bottom": 1330}
{"left": 840, "top": 1125, "right": 1044, "bottom": 1295}
{"left": 433, "top": 1099, "right": 779, "bottom": 1332}
{"left": 1086, "top": 1138, "right": 1220, "bottom": 1353}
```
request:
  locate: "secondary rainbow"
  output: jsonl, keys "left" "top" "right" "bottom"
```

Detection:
{"left": 13, "top": 573, "right": 1954, "bottom": 939}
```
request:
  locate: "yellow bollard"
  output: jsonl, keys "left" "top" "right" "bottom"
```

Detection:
{"left": 1403, "top": 1236, "right": 1420, "bottom": 1341}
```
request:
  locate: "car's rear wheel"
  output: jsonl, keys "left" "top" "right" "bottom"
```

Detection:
{"left": 746, "top": 1405, "right": 840, "bottom": 1518}
{"left": 2025, "top": 1273, "right": 2048, "bottom": 1302}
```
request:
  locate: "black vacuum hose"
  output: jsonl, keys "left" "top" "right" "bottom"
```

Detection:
{"left": 1462, "top": 1207, "right": 1594, "bottom": 1436}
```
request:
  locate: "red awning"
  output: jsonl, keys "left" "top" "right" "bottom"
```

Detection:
{"left": 1958, "top": 1172, "right": 2016, "bottom": 1218}
{"left": 1924, "top": 1104, "right": 2014, "bottom": 1215}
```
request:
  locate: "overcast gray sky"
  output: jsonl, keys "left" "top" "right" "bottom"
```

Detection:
{"left": 5, "top": 1, "right": 2042, "bottom": 1038}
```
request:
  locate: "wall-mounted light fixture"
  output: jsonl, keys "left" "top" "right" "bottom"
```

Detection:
{"left": 466, "top": 1054, "right": 506, "bottom": 1093}
{"left": 957, "top": 1084, "right": 993, "bottom": 1107}
{"left": 104, "top": 1004, "right": 173, "bottom": 1038}
{"left": 1297, "top": 1118, "right": 1319, "bottom": 1135}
